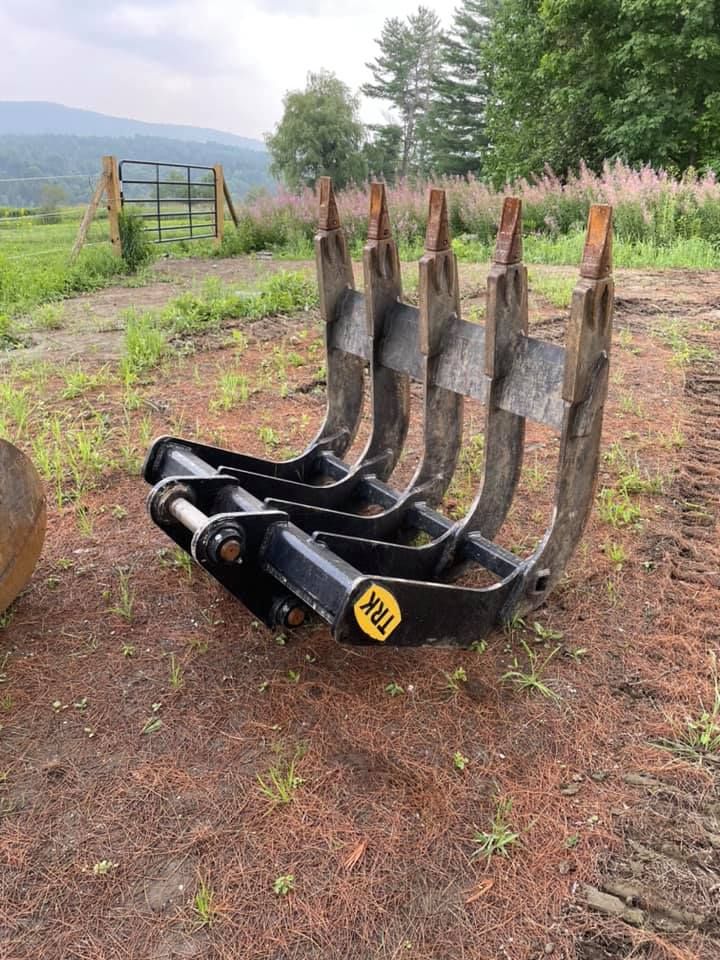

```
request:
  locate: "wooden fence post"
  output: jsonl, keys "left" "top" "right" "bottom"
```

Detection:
{"left": 213, "top": 164, "right": 225, "bottom": 245}
{"left": 103, "top": 155, "right": 122, "bottom": 257}
{"left": 223, "top": 178, "right": 239, "bottom": 228}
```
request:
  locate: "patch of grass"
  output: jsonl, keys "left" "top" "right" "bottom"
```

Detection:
{"left": 655, "top": 318, "right": 716, "bottom": 366}
{"left": 119, "top": 308, "right": 167, "bottom": 383}
{"left": 597, "top": 487, "right": 642, "bottom": 528}
{"left": 502, "top": 640, "right": 561, "bottom": 702}
{"left": 192, "top": 877, "right": 217, "bottom": 927}
{"left": 528, "top": 270, "right": 576, "bottom": 308}
{"left": 118, "top": 209, "right": 154, "bottom": 272}
{"left": 653, "top": 654, "right": 720, "bottom": 765}
{"left": 212, "top": 372, "right": 249, "bottom": 411}
{"left": 169, "top": 653, "right": 184, "bottom": 690}
{"left": 257, "top": 753, "right": 304, "bottom": 807}
{"left": 61, "top": 365, "right": 109, "bottom": 399}
{"left": 472, "top": 797, "right": 520, "bottom": 860}
{"left": 604, "top": 541, "right": 628, "bottom": 570}
{"left": 108, "top": 568, "right": 134, "bottom": 621}
{"left": 384, "top": 682, "right": 405, "bottom": 697}
{"left": 32, "top": 302, "right": 65, "bottom": 330}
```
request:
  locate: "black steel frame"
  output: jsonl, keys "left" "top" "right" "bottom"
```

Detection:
{"left": 143, "top": 180, "right": 614, "bottom": 647}
{"left": 118, "top": 160, "right": 217, "bottom": 244}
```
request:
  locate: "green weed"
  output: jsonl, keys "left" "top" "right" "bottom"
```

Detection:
{"left": 256, "top": 753, "right": 303, "bottom": 807}
{"left": 472, "top": 797, "right": 520, "bottom": 860}
{"left": 502, "top": 640, "right": 561, "bottom": 702}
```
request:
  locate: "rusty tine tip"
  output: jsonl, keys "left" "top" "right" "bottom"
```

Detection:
{"left": 367, "top": 182, "right": 392, "bottom": 241}
{"left": 317, "top": 177, "right": 341, "bottom": 231}
{"left": 425, "top": 188, "right": 450, "bottom": 252}
{"left": 493, "top": 197, "right": 522, "bottom": 265}
{"left": 581, "top": 204, "right": 613, "bottom": 279}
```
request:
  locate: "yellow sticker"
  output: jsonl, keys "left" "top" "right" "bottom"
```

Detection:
{"left": 353, "top": 584, "right": 402, "bottom": 642}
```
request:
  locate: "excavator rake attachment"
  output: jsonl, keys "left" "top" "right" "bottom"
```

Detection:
{"left": 0, "top": 440, "right": 46, "bottom": 613}
{"left": 144, "top": 181, "right": 614, "bottom": 647}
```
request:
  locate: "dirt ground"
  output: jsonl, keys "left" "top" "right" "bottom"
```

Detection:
{"left": 1, "top": 255, "right": 719, "bottom": 960}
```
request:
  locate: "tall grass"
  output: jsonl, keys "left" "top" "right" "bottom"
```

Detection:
{"left": 222, "top": 160, "right": 720, "bottom": 267}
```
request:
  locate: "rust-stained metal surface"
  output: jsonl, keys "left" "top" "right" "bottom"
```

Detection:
{"left": 0, "top": 440, "right": 46, "bottom": 613}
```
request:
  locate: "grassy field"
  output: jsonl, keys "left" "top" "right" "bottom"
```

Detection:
{"left": 3, "top": 163, "right": 720, "bottom": 340}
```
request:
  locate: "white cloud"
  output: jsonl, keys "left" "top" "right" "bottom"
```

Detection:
{"left": 1, "top": 0, "right": 458, "bottom": 139}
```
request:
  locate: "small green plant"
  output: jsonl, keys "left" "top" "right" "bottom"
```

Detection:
{"left": 141, "top": 716, "right": 163, "bottom": 735}
{"left": 109, "top": 568, "right": 134, "bottom": 621}
{"left": 287, "top": 669, "right": 300, "bottom": 683}
{"left": 118, "top": 209, "right": 153, "bottom": 272}
{"left": 213, "top": 372, "right": 249, "bottom": 411}
{"left": 33, "top": 302, "right": 65, "bottom": 330}
{"left": 258, "top": 425, "right": 279, "bottom": 447}
{"left": 597, "top": 488, "right": 642, "bottom": 528}
{"left": 121, "top": 643, "right": 135, "bottom": 658}
{"left": 257, "top": 753, "right": 303, "bottom": 806}
{"left": 445, "top": 666, "right": 468, "bottom": 693}
{"left": 604, "top": 541, "right": 627, "bottom": 570}
{"left": 532, "top": 621, "right": 563, "bottom": 643}
{"left": 470, "top": 639, "right": 487, "bottom": 654}
{"left": 92, "top": 859, "right": 118, "bottom": 877}
{"left": 453, "top": 751, "right": 469, "bottom": 771}
{"left": 654, "top": 654, "right": 720, "bottom": 764}
{"left": 273, "top": 874, "right": 295, "bottom": 896}
{"left": 192, "top": 877, "right": 217, "bottom": 927}
{"left": 472, "top": 797, "right": 520, "bottom": 860}
{"left": 169, "top": 653, "right": 184, "bottom": 690}
{"left": 502, "top": 640, "right": 561, "bottom": 702}
{"left": 385, "top": 681, "right": 405, "bottom": 697}
{"left": 617, "top": 465, "right": 664, "bottom": 496}
{"left": 119, "top": 308, "right": 166, "bottom": 384}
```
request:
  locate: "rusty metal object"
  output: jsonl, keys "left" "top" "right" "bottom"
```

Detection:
{"left": 143, "top": 183, "right": 615, "bottom": 646}
{"left": 0, "top": 440, "right": 46, "bottom": 613}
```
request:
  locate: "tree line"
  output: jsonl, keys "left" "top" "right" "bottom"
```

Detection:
{"left": 0, "top": 134, "right": 273, "bottom": 208}
{"left": 266, "top": 0, "right": 720, "bottom": 190}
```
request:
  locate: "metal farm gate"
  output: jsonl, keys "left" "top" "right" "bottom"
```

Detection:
{"left": 118, "top": 160, "right": 221, "bottom": 244}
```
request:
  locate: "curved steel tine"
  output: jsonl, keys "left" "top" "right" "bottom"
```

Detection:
{"left": 505, "top": 204, "right": 614, "bottom": 615}
{"left": 264, "top": 188, "right": 463, "bottom": 540}
{"left": 434, "top": 197, "right": 527, "bottom": 572}
{"left": 357, "top": 182, "right": 411, "bottom": 479}
{"left": 408, "top": 187, "right": 464, "bottom": 502}
{"left": 309, "top": 176, "right": 366, "bottom": 459}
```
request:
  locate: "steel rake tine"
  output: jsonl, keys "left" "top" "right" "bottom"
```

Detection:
{"left": 505, "top": 204, "right": 615, "bottom": 615}
{"left": 359, "top": 182, "right": 410, "bottom": 479}
{"left": 435, "top": 197, "right": 527, "bottom": 572}
{"left": 312, "top": 176, "right": 365, "bottom": 459}
{"left": 407, "top": 187, "right": 464, "bottom": 504}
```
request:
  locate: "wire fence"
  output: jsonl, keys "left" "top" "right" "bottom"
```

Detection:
{"left": 0, "top": 172, "right": 109, "bottom": 262}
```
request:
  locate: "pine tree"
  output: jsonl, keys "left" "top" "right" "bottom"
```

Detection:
{"left": 362, "top": 6, "right": 442, "bottom": 178}
{"left": 426, "top": 0, "right": 498, "bottom": 176}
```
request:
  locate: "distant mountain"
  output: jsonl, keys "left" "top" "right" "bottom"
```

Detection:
{"left": 0, "top": 101, "right": 266, "bottom": 152}
{"left": 0, "top": 134, "right": 273, "bottom": 207}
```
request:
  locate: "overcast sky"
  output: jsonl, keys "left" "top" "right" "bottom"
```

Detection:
{"left": 2, "top": 0, "right": 458, "bottom": 140}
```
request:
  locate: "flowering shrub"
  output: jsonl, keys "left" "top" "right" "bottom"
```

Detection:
{"left": 222, "top": 161, "right": 720, "bottom": 256}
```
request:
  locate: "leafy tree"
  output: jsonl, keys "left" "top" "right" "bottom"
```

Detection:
{"left": 425, "top": 0, "right": 498, "bottom": 176}
{"left": 265, "top": 70, "right": 367, "bottom": 191}
{"left": 606, "top": 0, "right": 720, "bottom": 170}
{"left": 362, "top": 124, "right": 404, "bottom": 182}
{"left": 482, "top": 0, "right": 720, "bottom": 183}
{"left": 362, "top": 6, "right": 443, "bottom": 177}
